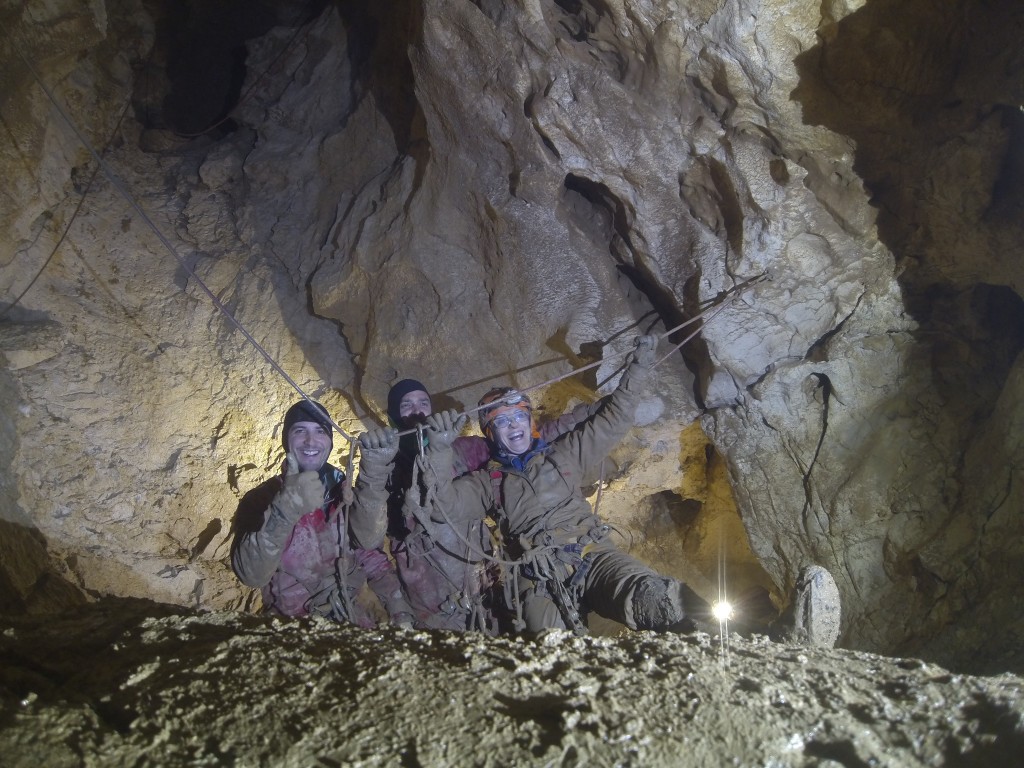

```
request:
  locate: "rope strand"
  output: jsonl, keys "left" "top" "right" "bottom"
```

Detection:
{"left": 3, "top": 20, "right": 355, "bottom": 442}
{"left": 394, "top": 275, "right": 765, "bottom": 438}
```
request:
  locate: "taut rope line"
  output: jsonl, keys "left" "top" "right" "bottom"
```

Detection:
{"left": 3, "top": 22, "right": 355, "bottom": 442}
{"left": 394, "top": 274, "right": 766, "bottom": 439}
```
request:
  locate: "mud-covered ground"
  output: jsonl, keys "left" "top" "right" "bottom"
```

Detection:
{"left": 1, "top": 600, "right": 1022, "bottom": 766}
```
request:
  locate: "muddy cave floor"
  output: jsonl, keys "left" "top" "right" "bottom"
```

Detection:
{"left": 1, "top": 599, "right": 1023, "bottom": 766}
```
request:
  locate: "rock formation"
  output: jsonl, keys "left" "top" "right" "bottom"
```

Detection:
{"left": 1, "top": 0, "right": 1023, "bottom": 761}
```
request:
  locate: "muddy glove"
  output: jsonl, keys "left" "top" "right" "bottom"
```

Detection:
{"left": 231, "top": 453, "right": 325, "bottom": 588}
{"left": 616, "top": 333, "right": 657, "bottom": 395}
{"left": 348, "top": 427, "right": 399, "bottom": 549}
{"left": 358, "top": 426, "right": 399, "bottom": 466}
{"left": 424, "top": 409, "right": 467, "bottom": 449}
{"left": 274, "top": 452, "right": 326, "bottom": 523}
{"left": 632, "top": 334, "right": 657, "bottom": 367}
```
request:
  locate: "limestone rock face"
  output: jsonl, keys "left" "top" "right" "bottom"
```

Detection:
{"left": 1, "top": 0, "right": 1022, "bottom": 677}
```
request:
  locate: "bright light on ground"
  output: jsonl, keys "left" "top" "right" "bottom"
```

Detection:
{"left": 712, "top": 601, "right": 734, "bottom": 621}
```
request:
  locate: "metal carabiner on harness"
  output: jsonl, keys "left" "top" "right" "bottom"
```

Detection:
{"left": 416, "top": 422, "right": 427, "bottom": 458}
{"left": 550, "top": 576, "right": 587, "bottom": 636}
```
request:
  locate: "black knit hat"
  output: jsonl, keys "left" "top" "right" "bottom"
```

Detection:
{"left": 282, "top": 400, "right": 333, "bottom": 453}
{"left": 387, "top": 378, "right": 429, "bottom": 426}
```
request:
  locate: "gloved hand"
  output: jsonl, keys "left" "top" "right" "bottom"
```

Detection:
{"left": 424, "top": 409, "right": 467, "bottom": 449}
{"left": 275, "top": 452, "right": 325, "bottom": 523}
{"left": 632, "top": 334, "right": 658, "bottom": 367}
{"left": 358, "top": 426, "right": 399, "bottom": 464}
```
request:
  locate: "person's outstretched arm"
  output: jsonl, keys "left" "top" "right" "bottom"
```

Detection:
{"left": 348, "top": 427, "right": 399, "bottom": 549}
{"left": 559, "top": 334, "right": 658, "bottom": 475}
{"left": 422, "top": 410, "right": 491, "bottom": 525}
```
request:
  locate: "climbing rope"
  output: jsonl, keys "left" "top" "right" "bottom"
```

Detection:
{"left": 4, "top": 17, "right": 766, "bottom": 455}
{"left": 2, "top": 19, "right": 356, "bottom": 442}
{"left": 393, "top": 273, "right": 766, "bottom": 439}
{"left": 330, "top": 487, "right": 355, "bottom": 624}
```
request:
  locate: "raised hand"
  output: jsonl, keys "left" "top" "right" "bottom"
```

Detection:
{"left": 358, "top": 426, "right": 399, "bottom": 464}
{"left": 278, "top": 451, "right": 325, "bottom": 522}
{"left": 424, "top": 409, "right": 467, "bottom": 448}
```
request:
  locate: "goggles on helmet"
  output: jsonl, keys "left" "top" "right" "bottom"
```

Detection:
{"left": 490, "top": 408, "right": 531, "bottom": 430}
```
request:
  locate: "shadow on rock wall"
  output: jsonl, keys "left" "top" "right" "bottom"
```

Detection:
{"left": 790, "top": 0, "right": 1024, "bottom": 667}
{"left": 791, "top": 0, "right": 1023, "bottom": 320}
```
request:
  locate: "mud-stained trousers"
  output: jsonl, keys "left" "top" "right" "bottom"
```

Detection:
{"left": 519, "top": 545, "right": 670, "bottom": 632}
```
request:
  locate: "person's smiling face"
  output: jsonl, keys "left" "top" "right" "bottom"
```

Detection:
{"left": 287, "top": 421, "right": 332, "bottom": 471}
{"left": 490, "top": 407, "right": 533, "bottom": 456}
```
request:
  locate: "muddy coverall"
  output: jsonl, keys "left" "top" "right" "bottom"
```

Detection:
{"left": 387, "top": 406, "right": 601, "bottom": 632}
{"left": 385, "top": 436, "right": 492, "bottom": 631}
{"left": 231, "top": 454, "right": 394, "bottom": 626}
{"left": 425, "top": 358, "right": 672, "bottom": 633}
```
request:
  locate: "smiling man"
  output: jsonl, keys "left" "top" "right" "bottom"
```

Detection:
{"left": 286, "top": 415, "right": 332, "bottom": 472}
{"left": 231, "top": 399, "right": 400, "bottom": 625}
{"left": 389, "top": 381, "right": 432, "bottom": 427}
{"left": 381, "top": 379, "right": 494, "bottom": 631}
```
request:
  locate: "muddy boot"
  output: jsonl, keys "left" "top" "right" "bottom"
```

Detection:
{"left": 632, "top": 577, "right": 710, "bottom": 632}
{"left": 772, "top": 565, "right": 842, "bottom": 647}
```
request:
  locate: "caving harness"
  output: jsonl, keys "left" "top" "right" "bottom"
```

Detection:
{"left": 402, "top": 417, "right": 622, "bottom": 637}
{"left": 492, "top": 467, "right": 612, "bottom": 636}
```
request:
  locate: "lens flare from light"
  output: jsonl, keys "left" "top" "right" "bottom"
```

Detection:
{"left": 712, "top": 600, "right": 734, "bottom": 622}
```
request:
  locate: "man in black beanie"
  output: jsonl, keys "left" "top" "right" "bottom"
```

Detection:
{"left": 231, "top": 398, "right": 401, "bottom": 625}
{"left": 380, "top": 380, "right": 492, "bottom": 630}
{"left": 280, "top": 399, "right": 335, "bottom": 473}
{"left": 387, "top": 379, "right": 431, "bottom": 430}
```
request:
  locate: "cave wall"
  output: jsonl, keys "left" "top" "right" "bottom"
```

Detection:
{"left": 0, "top": 0, "right": 1021, "bottom": 668}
